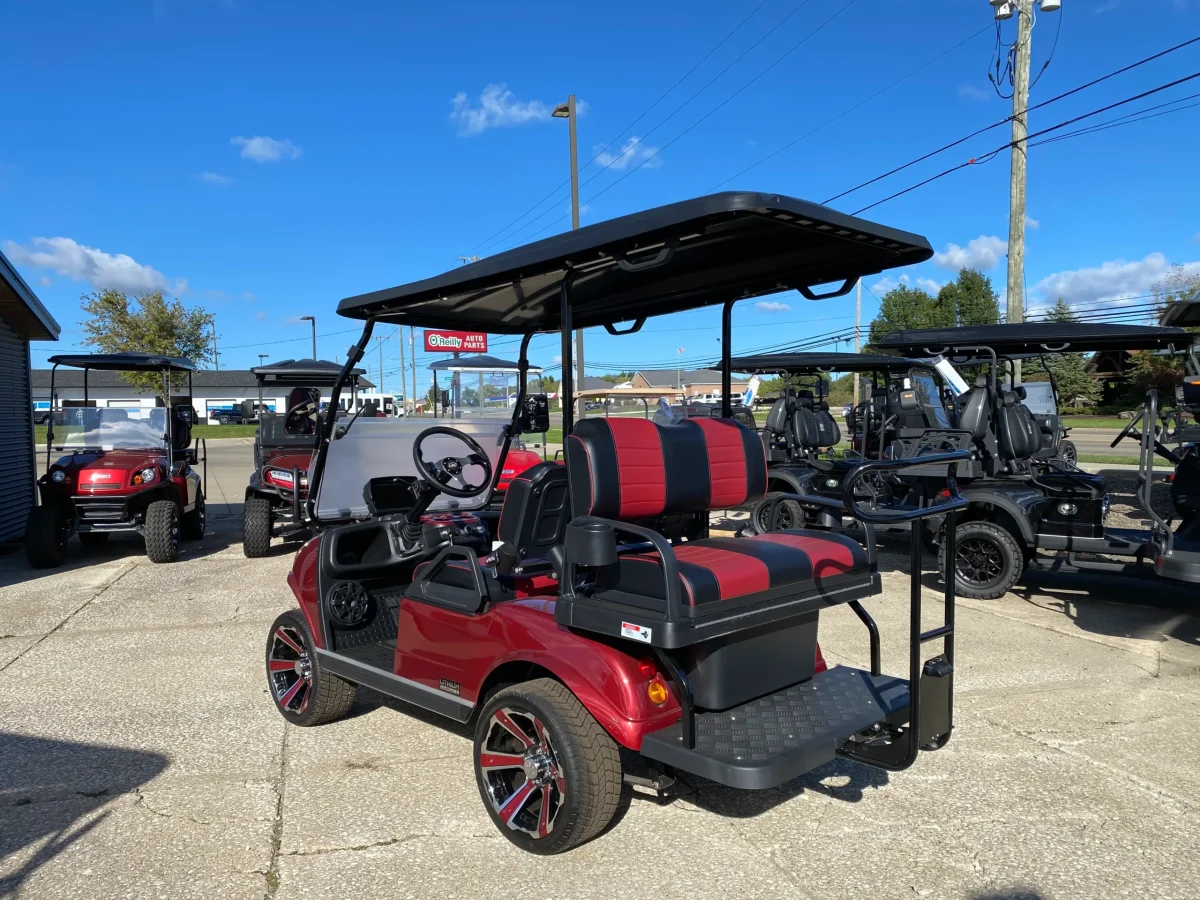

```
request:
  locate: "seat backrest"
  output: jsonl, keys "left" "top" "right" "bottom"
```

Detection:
{"left": 148, "top": 407, "right": 167, "bottom": 434}
{"left": 958, "top": 376, "right": 992, "bottom": 441}
{"left": 497, "top": 461, "right": 570, "bottom": 561}
{"left": 814, "top": 400, "right": 841, "bottom": 447}
{"left": 998, "top": 391, "right": 1039, "bottom": 460}
{"left": 791, "top": 391, "right": 822, "bottom": 450}
{"left": 566, "top": 417, "right": 766, "bottom": 520}
{"left": 764, "top": 397, "right": 789, "bottom": 436}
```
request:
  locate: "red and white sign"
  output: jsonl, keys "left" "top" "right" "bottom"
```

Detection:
{"left": 424, "top": 330, "right": 487, "bottom": 353}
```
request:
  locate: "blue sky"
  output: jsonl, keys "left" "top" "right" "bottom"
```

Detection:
{"left": 2, "top": 0, "right": 1198, "bottom": 393}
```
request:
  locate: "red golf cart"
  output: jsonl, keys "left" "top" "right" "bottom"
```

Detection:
{"left": 242, "top": 359, "right": 364, "bottom": 557}
{"left": 264, "top": 192, "right": 967, "bottom": 854}
{"left": 28, "top": 352, "right": 206, "bottom": 567}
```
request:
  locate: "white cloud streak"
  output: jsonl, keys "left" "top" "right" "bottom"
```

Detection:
{"left": 755, "top": 300, "right": 791, "bottom": 313}
{"left": 450, "top": 84, "right": 552, "bottom": 136}
{"left": 1032, "top": 252, "right": 1200, "bottom": 308}
{"left": 198, "top": 171, "right": 233, "bottom": 185}
{"left": 3, "top": 237, "right": 187, "bottom": 295}
{"left": 933, "top": 235, "right": 1007, "bottom": 271}
{"left": 595, "top": 137, "right": 661, "bottom": 171}
{"left": 231, "top": 135, "right": 302, "bottom": 162}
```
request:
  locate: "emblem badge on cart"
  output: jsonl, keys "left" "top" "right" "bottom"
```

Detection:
{"left": 620, "top": 621, "right": 652, "bottom": 643}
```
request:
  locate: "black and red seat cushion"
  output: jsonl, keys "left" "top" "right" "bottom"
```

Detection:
{"left": 595, "top": 529, "right": 869, "bottom": 613}
{"left": 566, "top": 417, "right": 766, "bottom": 520}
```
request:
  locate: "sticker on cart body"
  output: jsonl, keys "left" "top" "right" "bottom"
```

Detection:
{"left": 621, "top": 621, "right": 652, "bottom": 643}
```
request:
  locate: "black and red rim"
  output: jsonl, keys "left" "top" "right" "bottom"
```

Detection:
{"left": 479, "top": 707, "right": 566, "bottom": 840}
{"left": 268, "top": 624, "right": 312, "bottom": 715}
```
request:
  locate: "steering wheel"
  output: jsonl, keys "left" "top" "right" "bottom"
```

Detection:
{"left": 285, "top": 391, "right": 319, "bottom": 435}
{"left": 412, "top": 426, "right": 494, "bottom": 499}
{"left": 1110, "top": 410, "right": 1144, "bottom": 448}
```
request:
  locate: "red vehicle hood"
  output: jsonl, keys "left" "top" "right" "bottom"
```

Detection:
{"left": 54, "top": 449, "right": 166, "bottom": 490}
{"left": 497, "top": 448, "right": 548, "bottom": 491}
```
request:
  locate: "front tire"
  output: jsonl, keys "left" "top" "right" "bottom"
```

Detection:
{"left": 939, "top": 520, "right": 1023, "bottom": 600}
{"left": 218, "top": 415, "right": 230, "bottom": 425}
{"left": 474, "top": 678, "right": 621, "bottom": 855}
{"left": 181, "top": 492, "right": 206, "bottom": 541}
{"left": 25, "top": 505, "right": 70, "bottom": 568}
{"left": 144, "top": 500, "right": 181, "bottom": 563}
{"left": 243, "top": 496, "right": 273, "bottom": 558}
{"left": 1058, "top": 440, "right": 1078, "bottom": 467}
{"left": 266, "top": 610, "right": 356, "bottom": 726}
{"left": 753, "top": 492, "right": 806, "bottom": 533}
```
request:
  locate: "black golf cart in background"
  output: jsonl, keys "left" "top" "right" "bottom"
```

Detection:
{"left": 243, "top": 359, "right": 363, "bottom": 557}
{"left": 265, "top": 191, "right": 970, "bottom": 854}
{"left": 731, "top": 352, "right": 959, "bottom": 533}
{"left": 878, "top": 322, "right": 1200, "bottom": 597}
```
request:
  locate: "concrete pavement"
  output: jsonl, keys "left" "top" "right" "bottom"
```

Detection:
{"left": 2, "top": 438, "right": 1198, "bottom": 900}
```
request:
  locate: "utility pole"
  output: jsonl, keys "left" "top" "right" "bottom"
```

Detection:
{"left": 300, "top": 315, "right": 317, "bottom": 360}
{"left": 853, "top": 279, "right": 862, "bottom": 409}
{"left": 377, "top": 336, "right": 384, "bottom": 395}
{"left": 410, "top": 328, "right": 418, "bottom": 415}
{"left": 397, "top": 326, "right": 406, "bottom": 413}
{"left": 553, "top": 94, "right": 584, "bottom": 419}
{"left": 209, "top": 315, "right": 219, "bottom": 371}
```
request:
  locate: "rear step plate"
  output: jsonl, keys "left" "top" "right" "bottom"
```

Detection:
{"left": 640, "top": 665, "right": 908, "bottom": 790}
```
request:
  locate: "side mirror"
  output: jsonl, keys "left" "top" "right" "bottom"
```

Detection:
{"left": 518, "top": 394, "right": 550, "bottom": 434}
{"left": 174, "top": 404, "right": 195, "bottom": 424}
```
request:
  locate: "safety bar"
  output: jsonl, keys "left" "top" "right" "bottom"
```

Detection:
{"left": 840, "top": 450, "right": 971, "bottom": 523}
{"left": 560, "top": 517, "right": 686, "bottom": 622}
{"left": 1138, "top": 390, "right": 1174, "bottom": 556}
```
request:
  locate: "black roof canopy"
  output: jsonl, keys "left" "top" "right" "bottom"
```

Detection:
{"left": 1160, "top": 299, "right": 1200, "bottom": 328}
{"left": 427, "top": 354, "right": 543, "bottom": 372}
{"left": 48, "top": 352, "right": 195, "bottom": 372}
{"left": 250, "top": 358, "right": 364, "bottom": 385}
{"left": 337, "top": 192, "right": 933, "bottom": 334}
{"left": 729, "top": 352, "right": 930, "bottom": 374}
{"left": 877, "top": 322, "right": 1196, "bottom": 356}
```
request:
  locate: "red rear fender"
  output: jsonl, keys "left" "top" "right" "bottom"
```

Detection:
{"left": 287, "top": 536, "right": 324, "bottom": 648}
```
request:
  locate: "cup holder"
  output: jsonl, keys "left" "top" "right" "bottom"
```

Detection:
{"left": 565, "top": 521, "right": 618, "bottom": 567}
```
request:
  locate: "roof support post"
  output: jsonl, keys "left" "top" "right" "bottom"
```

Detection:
{"left": 560, "top": 271, "right": 576, "bottom": 437}
{"left": 721, "top": 299, "right": 734, "bottom": 418}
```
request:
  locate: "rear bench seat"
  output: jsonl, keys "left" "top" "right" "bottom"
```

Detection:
{"left": 566, "top": 417, "right": 872, "bottom": 619}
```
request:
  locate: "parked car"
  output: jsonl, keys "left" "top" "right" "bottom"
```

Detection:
{"left": 32, "top": 407, "right": 52, "bottom": 425}
{"left": 210, "top": 400, "right": 269, "bottom": 425}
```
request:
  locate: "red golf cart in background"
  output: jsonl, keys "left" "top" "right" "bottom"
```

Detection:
{"left": 243, "top": 359, "right": 364, "bottom": 557}
{"left": 265, "top": 192, "right": 967, "bottom": 854}
{"left": 28, "top": 352, "right": 206, "bottom": 567}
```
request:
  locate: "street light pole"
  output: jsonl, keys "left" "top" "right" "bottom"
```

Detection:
{"left": 300, "top": 315, "right": 317, "bottom": 360}
{"left": 209, "top": 315, "right": 219, "bottom": 371}
{"left": 258, "top": 354, "right": 269, "bottom": 366}
{"left": 554, "top": 94, "right": 584, "bottom": 419}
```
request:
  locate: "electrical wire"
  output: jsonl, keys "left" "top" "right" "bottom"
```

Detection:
{"left": 850, "top": 69, "right": 1200, "bottom": 215}
{"left": 825, "top": 35, "right": 1200, "bottom": 206}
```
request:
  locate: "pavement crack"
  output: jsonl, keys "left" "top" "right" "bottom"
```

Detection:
{"left": 0, "top": 562, "right": 136, "bottom": 674}
{"left": 284, "top": 833, "right": 436, "bottom": 857}
{"left": 262, "top": 721, "right": 289, "bottom": 899}
{"left": 133, "top": 789, "right": 214, "bottom": 826}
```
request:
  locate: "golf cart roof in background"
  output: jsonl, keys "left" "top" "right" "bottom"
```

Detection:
{"left": 427, "top": 354, "right": 544, "bottom": 374}
{"left": 47, "top": 352, "right": 196, "bottom": 372}
{"left": 728, "top": 352, "right": 931, "bottom": 374}
{"left": 877, "top": 322, "right": 1196, "bottom": 356}
{"left": 251, "top": 358, "right": 364, "bottom": 385}
{"left": 336, "top": 192, "right": 933, "bottom": 334}
{"left": 1160, "top": 298, "right": 1200, "bottom": 328}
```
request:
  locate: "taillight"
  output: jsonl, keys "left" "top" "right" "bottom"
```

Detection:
{"left": 637, "top": 657, "right": 657, "bottom": 678}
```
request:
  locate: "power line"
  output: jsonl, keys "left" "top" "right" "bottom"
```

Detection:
{"left": 850, "top": 69, "right": 1200, "bottom": 215}
{"left": 824, "top": 35, "right": 1200, "bottom": 207}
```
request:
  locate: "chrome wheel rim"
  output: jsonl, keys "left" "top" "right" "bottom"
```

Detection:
{"left": 268, "top": 625, "right": 312, "bottom": 714}
{"left": 479, "top": 708, "right": 565, "bottom": 839}
{"left": 955, "top": 537, "right": 1005, "bottom": 586}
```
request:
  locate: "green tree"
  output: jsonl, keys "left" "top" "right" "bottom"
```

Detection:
{"left": 79, "top": 290, "right": 214, "bottom": 399}
{"left": 1024, "top": 299, "right": 1100, "bottom": 405}
{"left": 1127, "top": 266, "right": 1200, "bottom": 394}
{"left": 600, "top": 371, "right": 636, "bottom": 384}
{"left": 867, "top": 286, "right": 952, "bottom": 346}
{"left": 937, "top": 268, "right": 1000, "bottom": 327}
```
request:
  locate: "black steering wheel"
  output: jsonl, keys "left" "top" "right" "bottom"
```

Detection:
{"left": 1110, "top": 410, "right": 1144, "bottom": 448}
{"left": 412, "top": 426, "right": 494, "bottom": 499}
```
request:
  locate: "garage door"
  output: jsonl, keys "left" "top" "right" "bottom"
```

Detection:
{"left": 0, "top": 315, "right": 33, "bottom": 542}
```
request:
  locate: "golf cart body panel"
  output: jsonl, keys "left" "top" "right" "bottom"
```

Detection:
{"left": 267, "top": 191, "right": 968, "bottom": 854}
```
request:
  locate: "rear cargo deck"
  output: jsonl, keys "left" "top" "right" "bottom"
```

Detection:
{"left": 639, "top": 665, "right": 909, "bottom": 789}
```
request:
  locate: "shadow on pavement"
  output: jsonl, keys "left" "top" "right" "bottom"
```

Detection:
{"left": 0, "top": 731, "right": 168, "bottom": 898}
{"left": 971, "top": 891, "right": 1047, "bottom": 900}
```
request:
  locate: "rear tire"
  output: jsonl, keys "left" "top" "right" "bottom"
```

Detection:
{"left": 243, "top": 496, "right": 273, "bottom": 558}
{"left": 181, "top": 492, "right": 206, "bottom": 541}
{"left": 939, "top": 520, "right": 1022, "bottom": 600}
{"left": 78, "top": 531, "right": 110, "bottom": 547}
{"left": 25, "top": 505, "right": 70, "bottom": 569}
{"left": 1058, "top": 440, "right": 1078, "bottom": 467}
{"left": 474, "top": 678, "right": 622, "bottom": 855}
{"left": 266, "top": 610, "right": 357, "bottom": 726}
{"left": 754, "top": 493, "right": 806, "bottom": 533}
{"left": 218, "top": 415, "right": 230, "bottom": 425}
{"left": 144, "top": 500, "right": 181, "bottom": 563}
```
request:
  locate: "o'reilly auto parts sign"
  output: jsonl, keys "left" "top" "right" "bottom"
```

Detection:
{"left": 424, "top": 330, "right": 488, "bottom": 353}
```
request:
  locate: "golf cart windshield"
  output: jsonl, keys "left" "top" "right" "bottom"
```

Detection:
{"left": 54, "top": 407, "right": 168, "bottom": 451}
{"left": 1018, "top": 382, "right": 1056, "bottom": 415}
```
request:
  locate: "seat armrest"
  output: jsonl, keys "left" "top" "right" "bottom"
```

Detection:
{"left": 562, "top": 516, "right": 686, "bottom": 621}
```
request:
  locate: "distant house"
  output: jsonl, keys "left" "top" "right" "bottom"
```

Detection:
{"left": 1, "top": 248, "right": 61, "bottom": 542}
{"left": 631, "top": 369, "right": 747, "bottom": 397}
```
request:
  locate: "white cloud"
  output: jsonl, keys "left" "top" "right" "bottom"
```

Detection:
{"left": 1192, "top": 231, "right": 1200, "bottom": 243}
{"left": 198, "top": 171, "right": 233, "bottom": 186}
{"left": 916, "top": 277, "right": 946, "bottom": 295}
{"left": 1025, "top": 215, "right": 1040, "bottom": 230}
{"left": 933, "top": 235, "right": 1007, "bottom": 271}
{"left": 450, "top": 84, "right": 552, "bottom": 136}
{"left": 231, "top": 135, "right": 302, "bottom": 162}
{"left": 870, "top": 273, "right": 944, "bottom": 297}
{"left": 958, "top": 84, "right": 991, "bottom": 101}
{"left": 551, "top": 354, "right": 562, "bottom": 366}
{"left": 38, "top": 275, "right": 52, "bottom": 287}
{"left": 1032, "top": 252, "right": 1200, "bottom": 309}
{"left": 2, "top": 237, "right": 186, "bottom": 295}
{"left": 755, "top": 300, "right": 791, "bottom": 313}
{"left": 595, "top": 137, "right": 661, "bottom": 171}
{"left": 254, "top": 310, "right": 268, "bottom": 321}
{"left": 243, "top": 291, "right": 256, "bottom": 301}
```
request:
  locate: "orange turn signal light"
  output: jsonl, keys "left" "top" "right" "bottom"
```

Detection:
{"left": 646, "top": 679, "right": 669, "bottom": 706}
